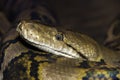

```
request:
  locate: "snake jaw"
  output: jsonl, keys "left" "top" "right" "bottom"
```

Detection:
{"left": 22, "top": 36, "right": 81, "bottom": 59}
{"left": 34, "top": 43, "right": 80, "bottom": 59}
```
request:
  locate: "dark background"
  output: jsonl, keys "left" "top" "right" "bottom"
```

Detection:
{"left": 0, "top": 0, "right": 120, "bottom": 43}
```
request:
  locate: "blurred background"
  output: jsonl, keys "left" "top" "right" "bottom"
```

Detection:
{"left": 0, "top": 0, "right": 120, "bottom": 43}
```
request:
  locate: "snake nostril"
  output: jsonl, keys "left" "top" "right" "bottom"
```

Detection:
{"left": 19, "top": 26, "right": 23, "bottom": 31}
{"left": 17, "top": 23, "right": 22, "bottom": 32}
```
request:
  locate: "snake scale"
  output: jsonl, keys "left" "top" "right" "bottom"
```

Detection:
{"left": 0, "top": 3, "right": 120, "bottom": 80}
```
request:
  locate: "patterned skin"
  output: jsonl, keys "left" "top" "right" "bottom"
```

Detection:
{"left": 17, "top": 20, "right": 120, "bottom": 67}
{"left": 0, "top": 20, "right": 120, "bottom": 80}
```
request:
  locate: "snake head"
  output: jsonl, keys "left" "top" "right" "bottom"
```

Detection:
{"left": 16, "top": 20, "right": 84, "bottom": 60}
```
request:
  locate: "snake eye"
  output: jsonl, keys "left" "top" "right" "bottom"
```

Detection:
{"left": 55, "top": 33, "right": 63, "bottom": 41}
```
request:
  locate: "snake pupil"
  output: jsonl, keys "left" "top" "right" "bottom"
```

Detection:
{"left": 55, "top": 33, "right": 63, "bottom": 41}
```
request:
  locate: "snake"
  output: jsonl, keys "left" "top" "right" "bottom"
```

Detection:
{"left": 17, "top": 20, "right": 120, "bottom": 67}
{"left": 0, "top": 5, "right": 120, "bottom": 80}
{"left": 1, "top": 21, "right": 120, "bottom": 80}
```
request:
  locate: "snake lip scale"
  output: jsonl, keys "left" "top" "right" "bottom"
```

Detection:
{"left": 26, "top": 38, "right": 78, "bottom": 59}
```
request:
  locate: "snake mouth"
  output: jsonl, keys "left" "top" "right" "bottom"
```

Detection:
{"left": 24, "top": 37, "right": 81, "bottom": 59}
{"left": 31, "top": 42, "right": 80, "bottom": 59}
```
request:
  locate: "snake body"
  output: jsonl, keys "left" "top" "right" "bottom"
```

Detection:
{"left": 1, "top": 28, "right": 120, "bottom": 80}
